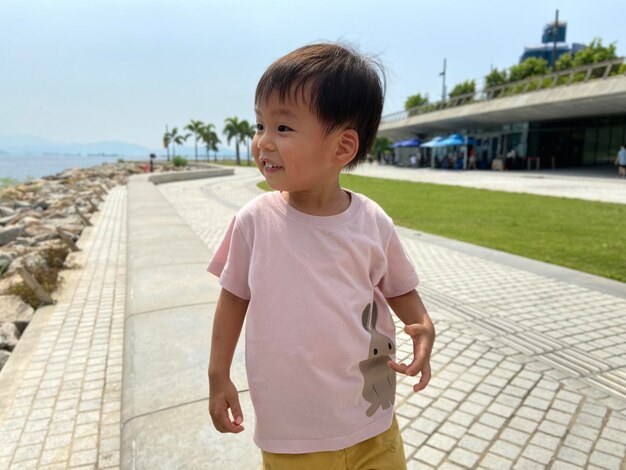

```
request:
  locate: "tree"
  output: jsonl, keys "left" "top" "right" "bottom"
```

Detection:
{"left": 555, "top": 52, "right": 574, "bottom": 71}
{"left": 200, "top": 123, "right": 221, "bottom": 162}
{"left": 185, "top": 119, "right": 205, "bottom": 162}
{"left": 223, "top": 117, "right": 246, "bottom": 165}
{"left": 572, "top": 38, "right": 617, "bottom": 67}
{"left": 169, "top": 127, "right": 190, "bottom": 157}
{"left": 404, "top": 93, "right": 428, "bottom": 110}
{"left": 485, "top": 68, "right": 507, "bottom": 88}
{"left": 373, "top": 136, "right": 392, "bottom": 159}
{"left": 448, "top": 80, "right": 476, "bottom": 99}
{"left": 163, "top": 130, "right": 172, "bottom": 161}
{"left": 239, "top": 119, "right": 256, "bottom": 166}
{"left": 508, "top": 57, "right": 549, "bottom": 82}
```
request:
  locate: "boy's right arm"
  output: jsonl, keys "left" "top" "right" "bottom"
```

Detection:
{"left": 208, "top": 287, "right": 249, "bottom": 433}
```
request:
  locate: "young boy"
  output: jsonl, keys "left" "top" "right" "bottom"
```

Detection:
{"left": 208, "top": 43, "right": 435, "bottom": 469}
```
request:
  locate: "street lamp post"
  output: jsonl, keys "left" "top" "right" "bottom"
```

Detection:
{"left": 440, "top": 58, "right": 447, "bottom": 102}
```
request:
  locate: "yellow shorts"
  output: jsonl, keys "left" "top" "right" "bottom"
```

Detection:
{"left": 261, "top": 415, "right": 406, "bottom": 470}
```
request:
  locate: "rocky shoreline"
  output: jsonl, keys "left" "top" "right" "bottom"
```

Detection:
{"left": 0, "top": 161, "right": 195, "bottom": 371}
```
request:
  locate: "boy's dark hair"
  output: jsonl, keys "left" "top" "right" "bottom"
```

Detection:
{"left": 255, "top": 43, "right": 385, "bottom": 170}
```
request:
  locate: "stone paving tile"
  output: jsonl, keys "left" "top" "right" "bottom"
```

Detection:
{"left": 158, "top": 169, "right": 626, "bottom": 469}
{"left": 0, "top": 187, "right": 126, "bottom": 469}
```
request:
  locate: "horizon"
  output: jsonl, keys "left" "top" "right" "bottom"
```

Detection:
{"left": 2, "top": 0, "right": 625, "bottom": 150}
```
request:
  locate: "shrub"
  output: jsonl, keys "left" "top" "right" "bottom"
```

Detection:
{"left": 0, "top": 177, "right": 20, "bottom": 189}
{"left": 172, "top": 156, "right": 188, "bottom": 167}
{"left": 485, "top": 68, "right": 507, "bottom": 88}
{"left": 448, "top": 80, "right": 476, "bottom": 99}
{"left": 609, "top": 63, "right": 626, "bottom": 76}
{"left": 509, "top": 57, "right": 549, "bottom": 82}
{"left": 404, "top": 93, "right": 429, "bottom": 110}
{"left": 8, "top": 245, "right": 70, "bottom": 309}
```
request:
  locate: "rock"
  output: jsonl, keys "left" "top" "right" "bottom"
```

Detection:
{"left": 14, "top": 201, "right": 30, "bottom": 209}
{"left": 0, "top": 274, "right": 20, "bottom": 295}
{"left": 34, "top": 199, "right": 50, "bottom": 211}
{"left": 21, "top": 216, "right": 42, "bottom": 225}
{"left": 6, "top": 251, "right": 47, "bottom": 275}
{"left": 0, "top": 206, "right": 15, "bottom": 217}
{"left": 13, "top": 237, "right": 33, "bottom": 246}
{"left": 0, "top": 322, "right": 20, "bottom": 351}
{"left": 0, "top": 259, "right": 9, "bottom": 275}
{"left": 0, "top": 226, "right": 21, "bottom": 246}
{"left": 0, "top": 215, "right": 15, "bottom": 225}
{"left": 24, "top": 223, "right": 56, "bottom": 241}
{"left": 0, "top": 349, "right": 10, "bottom": 370}
{"left": 0, "top": 249, "right": 18, "bottom": 263}
{"left": 0, "top": 295, "right": 34, "bottom": 325}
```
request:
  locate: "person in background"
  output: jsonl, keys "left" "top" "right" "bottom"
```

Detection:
{"left": 615, "top": 144, "right": 626, "bottom": 178}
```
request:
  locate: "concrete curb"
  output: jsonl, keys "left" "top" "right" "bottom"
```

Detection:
{"left": 121, "top": 170, "right": 257, "bottom": 469}
{"left": 148, "top": 168, "right": 234, "bottom": 185}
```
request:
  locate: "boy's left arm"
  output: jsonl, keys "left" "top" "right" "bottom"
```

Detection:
{"left": 386, "top": 289, "right": 435, "bottom": 392}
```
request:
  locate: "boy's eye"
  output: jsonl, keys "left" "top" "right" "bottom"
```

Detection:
{"left": 277, "top": 125, "right": 292, "bottom": 132}
{"left": 255, "top": 123, "right": 264, "bottom": 131}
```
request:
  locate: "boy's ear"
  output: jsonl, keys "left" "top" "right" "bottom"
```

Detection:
{"left": 334, "top": 129, "right": 359, "bottom": 166}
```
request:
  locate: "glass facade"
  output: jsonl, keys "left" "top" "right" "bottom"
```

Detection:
{"left": 528, "top": 114, "right": 626, "bottom": 167}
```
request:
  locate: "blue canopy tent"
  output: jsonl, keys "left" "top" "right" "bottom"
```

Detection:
{"left": 390, "top": 138, "right": 422, "bottom": 148}
{"left": 390, "top": 138, "right": 422, "bottom": 166}
{"left": 439, "top": 134, "right": 476, "bottom": 170}
{"left": 421, "top": 136, "right": 446, "bottom": 148}
{"left": 438, "top": 134, "right": 476, "bottom": 147}
{"left": 425, "top": 134, "right": 477, "bottom": 169}
{"left": 421, "top": 136, "right": 447, "bottom": 168}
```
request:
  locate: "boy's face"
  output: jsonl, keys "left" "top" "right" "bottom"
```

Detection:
{"left": 253, "top": 92, "right": 343, "bottom": 193}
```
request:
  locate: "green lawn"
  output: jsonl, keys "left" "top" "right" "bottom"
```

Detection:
{"left": 260, "top": 174, "right": 626, "bottom": 282}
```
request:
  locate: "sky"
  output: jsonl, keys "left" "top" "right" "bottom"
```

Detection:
{"left": 2, "top": 0, "right": 625, "bottom": 150}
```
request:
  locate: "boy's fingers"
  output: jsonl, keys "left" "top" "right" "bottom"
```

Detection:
{"left": 209, "top": 399, "right": 244, "bottom": 434}
{"left": 404, "top": 357, "right": 425, "bottom": 377}
{"left": 413, "top": 364, "right": 432, "bottom": 392}
{"left": 219, "top": 407, "right": 244, "bottom": 433}
{"left": 404, "top": 324, "right": 427, "bottom": 337}
{"left": 229, "top": 397, "right": 244, "bottom": 429}
{"left": 388, "top": 359, "right": 423, "bottom": 377}
{"left": 387, "top": 360, "right": 408, "bottom": 373}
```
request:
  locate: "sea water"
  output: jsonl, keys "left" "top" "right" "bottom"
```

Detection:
{"left": 0, "top": 154, "right": 160, "bottom": 182}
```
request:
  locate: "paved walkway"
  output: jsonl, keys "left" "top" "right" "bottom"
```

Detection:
{"left": 156, "top": 166, "right": 626, "bottom": 469}
{"left": 0, "top": 187, "right": 125, "bottom": 469}
{"left": 1, "top": 165, "right": 625, "bottom": 469}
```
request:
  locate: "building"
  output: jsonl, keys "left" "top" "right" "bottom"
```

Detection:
{"left": 379, "top": 22, "right": 626, "bottom": 170}
{"left": 520, "top": 22, "right": 586, "bottom": 67}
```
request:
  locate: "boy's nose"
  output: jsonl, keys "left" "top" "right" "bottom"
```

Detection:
{"left": 256, "top": 133, "right": 276, "bottom": 152}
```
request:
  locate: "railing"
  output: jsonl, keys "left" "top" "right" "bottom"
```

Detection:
{"left": 382, "top": 57, "right": 626, "bottom": 124}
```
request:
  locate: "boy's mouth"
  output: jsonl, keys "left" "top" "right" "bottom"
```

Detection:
{"left": 260, "top": 158, "right": 283, "bottom": 171}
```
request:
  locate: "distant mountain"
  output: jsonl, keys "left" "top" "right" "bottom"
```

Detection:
{"left": 0, "top": 134, "right": 238, "bottom": 158}
{"left": 0, "top": 149, "right": 8, "bottom": 156}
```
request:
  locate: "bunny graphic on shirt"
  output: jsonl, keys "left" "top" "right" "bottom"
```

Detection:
{"left": 359, "top": 302, "right": 396, "bottom": 417}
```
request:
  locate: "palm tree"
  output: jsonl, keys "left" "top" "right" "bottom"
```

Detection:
{"left": 185, "top": 119, "right": 205, "bottom": 162}
{"left": 200, "top": 123, "right": 221, "bottom": 162}
{"left": 239, "top": 119, "right": 256, "bottom": 166}
{"left": 163, "top": 129, "right": 172, "bottom": 162}
{"left": 169, "top": 127, "right": 191, "bottom": 157}
{"left": 223, "top": 117, "right": 246, "bottom": 165}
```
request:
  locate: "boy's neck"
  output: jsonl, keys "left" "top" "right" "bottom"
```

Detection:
{"left": 282, "top": 185, "right": 351, "bottom": 216}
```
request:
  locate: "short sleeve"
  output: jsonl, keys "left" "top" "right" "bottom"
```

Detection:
{"left": 207, "top": 216, "right": 252, "bottom": 300}
{"left": 377, "top": 226, "right": 419, "bottom": 298}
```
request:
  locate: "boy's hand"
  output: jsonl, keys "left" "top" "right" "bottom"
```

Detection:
{"left": 388, "top": 323, "right": 434, "bottom": 392}
{"left": 209, "top": 377, "right": 244, "bottom": 433}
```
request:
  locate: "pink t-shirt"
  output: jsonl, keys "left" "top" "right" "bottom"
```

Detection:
{"left": 208, "top": 190, "right": 419, "bottom": 453}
